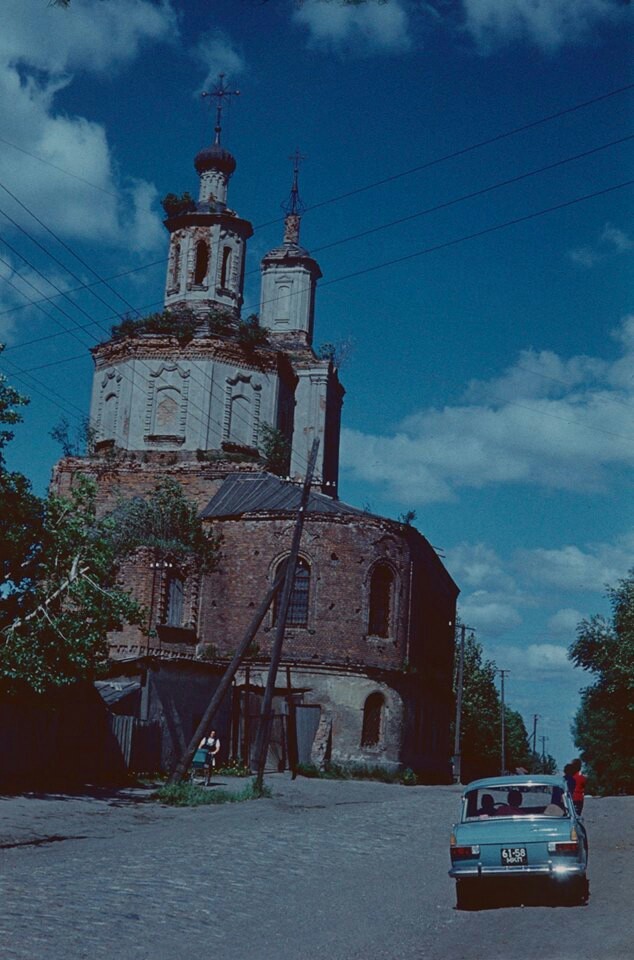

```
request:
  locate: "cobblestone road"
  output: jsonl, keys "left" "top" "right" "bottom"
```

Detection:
{"left": 1, "top": 775, "right": 632, "bottom": 960}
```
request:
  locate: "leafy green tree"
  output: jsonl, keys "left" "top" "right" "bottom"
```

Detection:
{"left": 106, "top": 477, "right": 220, "bottom": 571}
{"left": 0, "top": 352, "right": 43, "bottom": 614}
{"left": 569, "top": 570, "right": 634, "bottom": 794}
{"left": 1, "top": 476, "right": 143, "bottom": 694}
{"left": 453, "top": 630, "right": 500, "bottom": 780}
{"left": 454, "top": 628, "right": 533, "bottom": 781}
{"left": 258, "top": 424, "right": 291, "bottom": 477}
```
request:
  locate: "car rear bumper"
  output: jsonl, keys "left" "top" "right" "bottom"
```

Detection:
{"left": 449, "top": 863, "right": 586, "bottom": 879}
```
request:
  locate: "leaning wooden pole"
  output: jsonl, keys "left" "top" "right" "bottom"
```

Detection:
{"left": 253, "top": 439, "right": 320, "bottom": 795}
{"left": 167, "top": 571, "right": 284, "bottom": 785}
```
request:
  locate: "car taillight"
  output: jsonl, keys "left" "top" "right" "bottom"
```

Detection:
{"left": 548, "top": 841, "right": 579, "bottom": 855}
{"left": 450, "top": 845, "right": 480, "bottom": 860}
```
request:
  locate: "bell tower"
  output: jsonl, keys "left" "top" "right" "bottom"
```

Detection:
{"left": 163, "top": 75, "right": 253, "bottom": 317}
{"left": 259, "top": 151, "right": 321, "bottom": 345}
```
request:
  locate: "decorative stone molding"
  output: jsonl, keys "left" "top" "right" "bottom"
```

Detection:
{"left": 223, "top": 372, "right": 262, "bottom": 447}
{"left": 144, "top": 362, "right": 191, "bottom": 442}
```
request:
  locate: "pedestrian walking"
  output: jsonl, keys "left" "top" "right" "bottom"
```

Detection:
{"left": 199, "top": 730, "right": 221, "bottom": 786}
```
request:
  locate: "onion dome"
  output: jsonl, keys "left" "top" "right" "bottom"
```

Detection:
{"left": 194, "top": 142, "right": 237, "bottom": 176}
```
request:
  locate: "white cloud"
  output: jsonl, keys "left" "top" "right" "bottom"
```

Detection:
{"left": 460, "top": 0, "right": 629, "bottom": 51}
{"left": 194, "top": 32, "right": 245, "bottom": 92}
{"left": 547, "top": 607, "right": 583, "bottom": 636}
{"left": 293, "top": 0, "right": 412, "bottom": 55}
{"left": 569, "top": 222, "right": 634, "bottom": 268}
{"left": 458, "top": 592, "right": 523, "bottom": 636}
{"left": 446, "top": 541, "right": 515, "bottom": 591}
{"left": 502, "top": 642, "right": 572, "bottom": 674}
{"left": 340, "top": 314, "right": 634, "bottom": 504}
{"left": 0, "top": 0, "right": 176, "bottom": 249}
{"left": 514, "top": 532, "right": 634, "bottom": 592}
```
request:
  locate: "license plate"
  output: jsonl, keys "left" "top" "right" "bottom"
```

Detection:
{"left": 501, "top": 847, "right": 527, "bottom": 866}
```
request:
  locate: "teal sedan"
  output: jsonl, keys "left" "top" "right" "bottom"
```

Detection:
{"left": 449, "top": 774, "right": 588, "bottom": 909}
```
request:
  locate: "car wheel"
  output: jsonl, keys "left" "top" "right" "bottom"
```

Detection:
{"left": 456, "top": 879, "right": 480, "bottom": 910}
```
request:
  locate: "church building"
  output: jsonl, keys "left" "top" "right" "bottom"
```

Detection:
{"left": 52, "top": 82, "right": 458, "bottom": 780}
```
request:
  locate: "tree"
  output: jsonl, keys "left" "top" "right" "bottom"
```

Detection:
{"left": 453, "top": 627, "right": 532, "bottom": 781}
{"left": 453, "top": 630, "right": 500, "bottom": 780}
{"left": 569, "top": 570, "right": 634, "bottom": 795}
{"left": 1, "top": 476, "right": 143, "bottom": 694}
{"left": 258, "top": 424, "right": 291, "bottom": 477}
{"left": 106, "top": 477, "right": 220, "bottom": 571}
{"left": 0, "top": 351, "right": 43, "bottom": 621}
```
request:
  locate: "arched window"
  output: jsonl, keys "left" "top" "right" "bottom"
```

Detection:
{"left": 361, "top": 692, "right": 384, "bottom": 747}
{"left": 164, "top": 573, "right": 184, "bottom": 626}
{"left": 273, "top": 557, "right": 310, "bottom": 627}
{"left": 368, "top": 563, "right": 393, "bottom": 637}
{"left": 220, "top": 246, "right": 232, "bottom": 288}
{"left": 194, "top": 240, "right": 209, "bottom": 285}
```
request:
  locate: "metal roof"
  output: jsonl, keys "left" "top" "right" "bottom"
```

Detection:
{"left": 94, "top": 678, "right": 141, "bottom": 706}
{"left": 200, "top": 472, "right": 376, "bottom": 520}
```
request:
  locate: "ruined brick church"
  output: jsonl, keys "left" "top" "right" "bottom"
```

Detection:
{"left": 52, "top": 94, "right": 458, "bottom": 780}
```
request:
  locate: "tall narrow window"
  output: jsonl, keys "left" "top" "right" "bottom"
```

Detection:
{"left": 273, "top": 557, "right": 310, "bottom": 627}
{"left": 165, "top": 573, "right": 184, "bottom": 626}
{"left": 220, "top": 246, "right": 232, "bottom": 288}
{"left": 194, "top": 240, "right": 209, "bottom": 285}
{"left": 361, "top": 692, "right": 384, "bottom": 747}
{"left": 368, "top": 564, "right": 393, "bottom": 637}
{"left": 170, "top": 242, "right": 181, "bottom": 288}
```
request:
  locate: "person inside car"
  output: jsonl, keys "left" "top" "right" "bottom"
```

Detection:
{"left": 497, "top": 788, "right": 523, "bottom": 814}
{"left": 478, "top": 793, "right": 496, "bottom": 816}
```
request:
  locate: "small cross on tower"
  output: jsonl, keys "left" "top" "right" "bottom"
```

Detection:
{"left": 202, "top": 73, "right": 240, "bottom": 145}
{"left": 283, "top": 148, "right": 307, "bottom": 217}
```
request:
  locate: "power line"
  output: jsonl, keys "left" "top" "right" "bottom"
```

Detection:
{"left": 313, "top": 178, "right": 634, "bottom": 292}
{"left": 5, "top": 178, "right": 634, "bottom": 448}
{"left": 258, "top": 82, "right": 634, "bottom": 226}
{"left": 0, "top": 260, "right": 166, "bottom": 320}
{"left": 0, "top": 80, "right": 631, "bottom": 318}
{"left": 7, "top": 130, "right": 631, "bottom": 354}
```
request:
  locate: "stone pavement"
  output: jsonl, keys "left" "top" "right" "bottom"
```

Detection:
{"left": 0, "top": 774, "right": 464, "bottom": 960}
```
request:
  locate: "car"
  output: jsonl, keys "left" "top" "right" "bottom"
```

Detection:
{"left": 449, "top": 774, "right": 588, "bottom": 908}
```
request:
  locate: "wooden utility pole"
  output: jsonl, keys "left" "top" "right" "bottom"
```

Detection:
{"left": 167, "top": 570, "right": 285, "bottom": 784}
{"left": 253, "top": 439, "right": 319, "bottom": 794}
{"left": 452, "top": 623, "right": 466, "bottom": 784}
{"left": 498, "top": 669, "right": 509, "bottom": 775}
{"left": 531, "top": 714, "right": 539, "bottom": 757}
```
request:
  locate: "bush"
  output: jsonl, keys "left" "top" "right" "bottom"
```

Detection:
{"left": 154, "top": 778, "right": 270, "bottom": 806}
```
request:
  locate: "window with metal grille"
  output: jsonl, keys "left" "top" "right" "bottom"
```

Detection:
{"left": 273, "top": 557, "right": 310, "bottom": 627}
{"left": 368, "top": 564, "right": 393, "bottom": 637}
{"left": 361, "top": 692, "right": 384, "bottom": 747}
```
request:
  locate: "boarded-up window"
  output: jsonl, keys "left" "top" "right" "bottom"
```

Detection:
{"left": 368, "top": 564, "right": 393, "bottom": 637}
{"left": 361, "top": 692, "right": 384, "bottom": 747}
{"left": 273, "top": 557, "right": 310, "bottom": 627}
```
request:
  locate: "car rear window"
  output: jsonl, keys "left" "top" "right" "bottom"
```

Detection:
{"left": 464, "top": 785, "right": 569, "bottom": 820}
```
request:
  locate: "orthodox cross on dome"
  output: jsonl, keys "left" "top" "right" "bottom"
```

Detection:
{"left": 201, "top": 73, "right": 240, "bottom": 145}
{"left": 283, "top": 149, "right": 307, "bottom": 216}
{"left": 282, "top": 149, "right": 307, "bottom": 244}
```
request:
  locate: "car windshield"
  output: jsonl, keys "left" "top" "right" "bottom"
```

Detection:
{"left": 463, "top": 784, "right": 569, "bottom": 821}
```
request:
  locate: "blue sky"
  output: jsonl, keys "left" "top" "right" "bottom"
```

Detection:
{"left": 1, "top": 0, "right": 633, "bottom": 766}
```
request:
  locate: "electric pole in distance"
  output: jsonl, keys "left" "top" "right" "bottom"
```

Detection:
{"left": 498, "top": 669, "right": 510, "bottom": 775}
{"left": 453, "top": 624, "right": 475, "bottom": 784}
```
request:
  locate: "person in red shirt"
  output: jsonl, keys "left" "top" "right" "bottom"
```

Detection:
{"left": 570, "top": 758, "right": 587, "bottom": 815}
